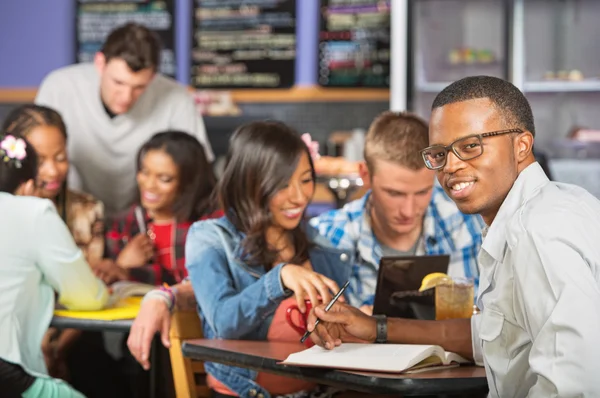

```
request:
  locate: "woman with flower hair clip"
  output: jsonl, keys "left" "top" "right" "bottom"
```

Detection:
{"left": 1, "top": 104, "right": 122, "bottom": 283}
{"left": 0, "top": 132, "right": 108, "bottom": 398}
{"left": 2, "top": 104, "right": 129, "bottom": 398}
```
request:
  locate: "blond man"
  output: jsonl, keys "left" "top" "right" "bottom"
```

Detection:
{"left": 310, "top": 111, "right": 485, "bottom": 309}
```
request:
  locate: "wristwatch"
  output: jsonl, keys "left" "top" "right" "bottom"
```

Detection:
{"left": 373, "top": 314, "right": 387, "bottom": 344}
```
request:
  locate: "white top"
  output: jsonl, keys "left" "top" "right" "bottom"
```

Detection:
{"left": 0, "top": 193, "right": 108, "bottom": 377}
{"left": 35, "top": 63, "right": 214, "bottom": 215}
{"left": 470, "top": 162, "right": 600, "bottom": 397}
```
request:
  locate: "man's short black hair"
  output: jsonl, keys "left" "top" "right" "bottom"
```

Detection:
{"left": 101, "top": 22, "right": 161, "bottom": 72}
{"left": 432, "top": 76, "right": 535, "bottom": 137}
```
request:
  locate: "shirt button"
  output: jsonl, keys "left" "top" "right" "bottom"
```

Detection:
{"left": 340, "top": 253, "right": 349, "bottom": 262}
{"left": 249, "top": 389, "right": 258, "bottom": 397}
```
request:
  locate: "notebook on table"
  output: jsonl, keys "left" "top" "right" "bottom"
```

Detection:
{"left": 282, "top": 343, "right": 470, "bottom": 374}
{"left": 372, "top": 255, "right": 450, "bottom": 320}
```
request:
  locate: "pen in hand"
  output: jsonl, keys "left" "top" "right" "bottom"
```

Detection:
{"left": 300, "top": 280, "right": 350, "bottom": 344}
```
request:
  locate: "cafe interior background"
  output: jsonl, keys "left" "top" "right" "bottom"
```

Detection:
{"left": 1, "top": 0, "right": 599, "bottom": 212}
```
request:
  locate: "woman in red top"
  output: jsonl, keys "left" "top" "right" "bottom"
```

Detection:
{"left": 105, "top": 131, "right": 222, "bottom": 285}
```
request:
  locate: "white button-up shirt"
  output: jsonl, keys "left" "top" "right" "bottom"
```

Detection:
{"left": 470, "top": 162, "right": 600, "bottom": 397}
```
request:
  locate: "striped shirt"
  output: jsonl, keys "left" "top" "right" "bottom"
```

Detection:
{"left": 310, "top": 185, "right": 485, "bottom": 307}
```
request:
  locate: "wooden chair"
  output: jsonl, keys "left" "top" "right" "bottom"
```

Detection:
{"left": 168, "top": 310, "right": 210, "bottom": 398}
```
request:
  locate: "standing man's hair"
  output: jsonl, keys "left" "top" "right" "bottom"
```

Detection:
{"left": 364, "top": 111, "right": 429, "bottom": 171}
{"left": 432, "top": 76, "right": 535, "bottom": 136}
{"left": 101, "top": 22, "right": 162, "bottom": 72}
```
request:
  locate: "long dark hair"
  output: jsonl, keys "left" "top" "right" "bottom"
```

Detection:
{"left": 0, "top": 133, "right": 38, "bottom": 194}
{"left": 136, "top": 131, "right": 217, "bottom": 222}
{"left": 218, "top": 121, "right": 316, "bottom": 269}
{"left": 2, "top": 105, "right": 68, "bottom": 217}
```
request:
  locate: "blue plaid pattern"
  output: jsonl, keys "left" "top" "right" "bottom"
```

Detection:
{"left": 309, "top": 185, "right": 485, "bottom": 307}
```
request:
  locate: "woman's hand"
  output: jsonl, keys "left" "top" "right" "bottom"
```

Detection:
{"left": 92, "top": 259, "right": 128, "bottom": 284}
{"left": 116, "top": 233, "right": 154, "bottom": 269}
{"left": 127, "top": 297, "right": 171, "bottom": 370}
{"left": 280, "top": 263, "right": 342, "bottom": 313}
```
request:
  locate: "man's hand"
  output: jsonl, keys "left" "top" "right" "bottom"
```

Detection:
{"left": 307, "top": 302, "right": 377, "bottom": 349}
{"left": 127, "top": 297, "right": 171, "bottom": 370}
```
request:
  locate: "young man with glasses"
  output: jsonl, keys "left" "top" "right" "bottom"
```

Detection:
{"left": 307, "top": 76, "right": 600, "bottom": 397}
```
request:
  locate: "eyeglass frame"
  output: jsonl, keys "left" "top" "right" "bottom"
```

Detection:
{"left": 420, "top": 128, "right": 524, "bottom": 170}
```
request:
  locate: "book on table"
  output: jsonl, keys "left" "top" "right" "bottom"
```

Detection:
{"left": 282, "top": 343, "right": 471, "bottom": 374}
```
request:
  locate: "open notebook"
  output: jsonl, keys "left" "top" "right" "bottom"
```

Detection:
{"left": 282, "top": 343, "right": 470, "bottom": 374}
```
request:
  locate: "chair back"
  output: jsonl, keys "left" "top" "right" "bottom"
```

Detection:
{"left": 169, "top": 310, "right": 210, "bottom": 398}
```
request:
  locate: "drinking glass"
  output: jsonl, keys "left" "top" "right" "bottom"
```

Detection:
{"left": 435, "top": 277, "right": 474, "bottom": 320}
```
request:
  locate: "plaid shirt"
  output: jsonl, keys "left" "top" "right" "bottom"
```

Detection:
{"left": 309, "top": 185, "right": 485, "bottom": 307}
{"left": 106, "top": 205, "right": 223, "bottom": 285}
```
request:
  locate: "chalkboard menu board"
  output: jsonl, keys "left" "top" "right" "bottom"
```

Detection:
{"left": 318, "top": 0, "right": 391, "bottom": 87}
{"left": 192, "top": 0, "right": 296, "bottom": 89}
{"left": 76, "top": 0, "right": 176, "bottom": 78}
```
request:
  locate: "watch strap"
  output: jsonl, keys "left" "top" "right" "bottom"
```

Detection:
{"left": 373, "top": 314, "right": 387, "bottom": 344}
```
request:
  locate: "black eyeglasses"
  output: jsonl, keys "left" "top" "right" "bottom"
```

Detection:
{"left": 420, "top": 128, "right": 523, "bottom": 170}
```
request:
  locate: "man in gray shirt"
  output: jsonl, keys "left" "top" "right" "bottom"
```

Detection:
{"left": 36, "top": 22, "right": 213, "bottom": 216}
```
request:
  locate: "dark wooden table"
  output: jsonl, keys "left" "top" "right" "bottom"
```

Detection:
{"left": 50, "top": 316, "right": 133, "bottom": 332}
{"left": 182, "top": 339, "right": 488, "bottom": 396}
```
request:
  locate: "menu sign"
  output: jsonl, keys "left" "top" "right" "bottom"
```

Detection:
{"left": 76, "top": 0, "right": 176, "bottom": 77}
{"left": 192, "top": 0, "right": 296, "bottom": 89}
{"left": 318, "top": 0, "right": 391, "bottom": 87}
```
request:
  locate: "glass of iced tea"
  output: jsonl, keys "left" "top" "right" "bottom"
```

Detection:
{"left": 435, "top": 277, "right": 474, "bottom": 320}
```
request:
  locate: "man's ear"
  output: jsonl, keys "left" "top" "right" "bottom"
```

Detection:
{"left": 514, "top": 131, "right": 534, "bottom": 163}
{"left": 358, "top": 161, "right": 372, "bottom": 189}
{"left": 94, "top": 52, "right": 107, "bottom": 75}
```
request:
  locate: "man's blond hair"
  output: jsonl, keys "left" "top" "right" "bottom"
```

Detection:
{"left": 364, "top": 111, "right": 429, "bottom": 172}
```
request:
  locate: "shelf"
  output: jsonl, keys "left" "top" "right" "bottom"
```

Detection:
{"left": 227, "top": 86, "right": 390, "bottom": 102}
{"left": 524, "top": 81, "right": 600, "bottom": 93}
{"left": 0, "top": 89, "right": 36, "bottom": 103}
{"left": 415, "top": 82, "right": 452, "bottom": 93}
{"left": 0, "top": 86, "right": 390, "bottom": 104}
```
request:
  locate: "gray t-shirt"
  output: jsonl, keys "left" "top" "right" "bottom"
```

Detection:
{"left": 35, "top": 63, "right": 214, "bottom": 216}
{"left": 380, "top": 238, "right": 420, "bottom": 257}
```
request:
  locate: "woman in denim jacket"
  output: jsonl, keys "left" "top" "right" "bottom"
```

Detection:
{"left": 185, "top": 121, "right": 353, "bottom": 398}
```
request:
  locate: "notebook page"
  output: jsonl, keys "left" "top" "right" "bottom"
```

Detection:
{"left": 444, "top": 350, "right": 470, "bottom": 365}
{"left": 283, "top": 343, "right": 441, "bottom": 373}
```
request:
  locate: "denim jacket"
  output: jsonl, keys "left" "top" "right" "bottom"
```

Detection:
{"left": 185, "top": 216, "right": 353, "bottom": 398}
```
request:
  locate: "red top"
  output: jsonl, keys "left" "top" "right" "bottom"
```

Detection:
{"left": 206, "top": 297, "right": 316, "bottom": 395}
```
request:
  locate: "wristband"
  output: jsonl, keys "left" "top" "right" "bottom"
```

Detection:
{"left": 142, "top": 290, "right": 172, "bottom": 311}
{"left": 158, "top": 286, "right": 176, "bottom": 312}
{"left": 373, "top": 314, "right": 387, "bottom": 344}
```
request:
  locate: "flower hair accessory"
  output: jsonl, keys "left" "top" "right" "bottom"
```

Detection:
{"left": 0, "top": 135, "right": 27, "bottom": 168}
{"left": 301, "top": 133, "right": 321, "bottom": 161}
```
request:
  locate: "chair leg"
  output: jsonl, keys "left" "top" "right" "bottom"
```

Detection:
{"left": 169, "top": 339, "right": 196, "bottom": 398}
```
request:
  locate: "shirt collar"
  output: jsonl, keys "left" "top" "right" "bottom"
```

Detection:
{"left": 481, "top": 162, "right": 549, "bottom": 262}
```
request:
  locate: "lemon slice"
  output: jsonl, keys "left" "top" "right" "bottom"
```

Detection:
{"left": 418, "top": 272, "right": 450, "bottom": 292}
